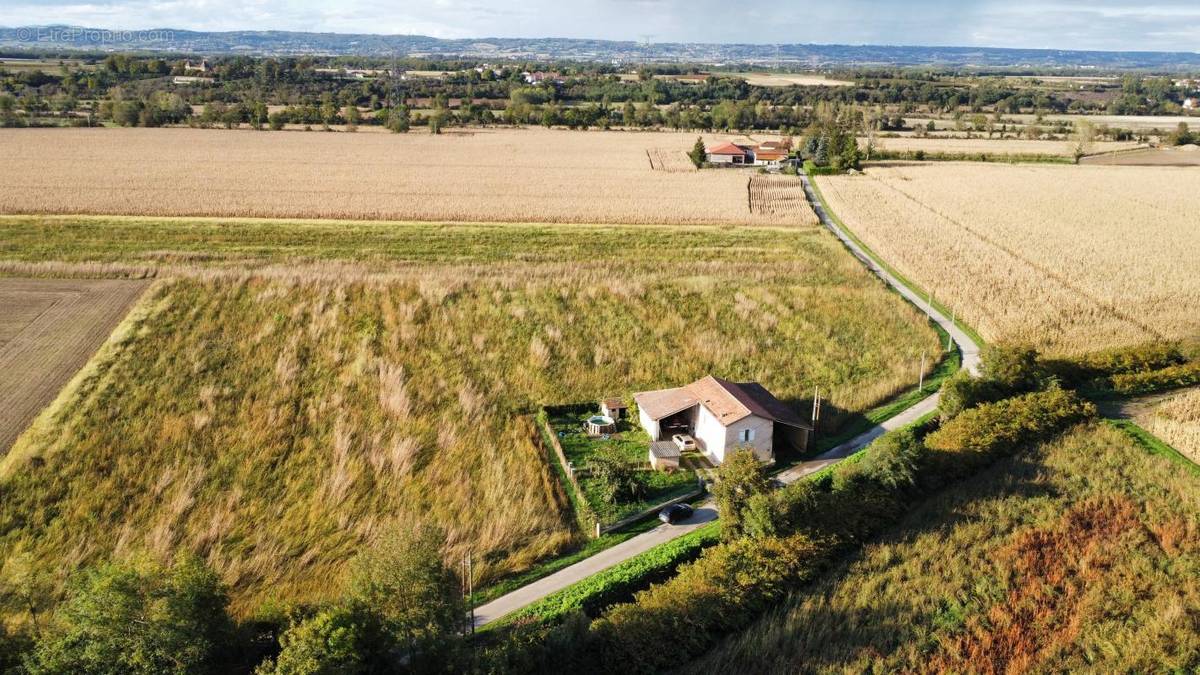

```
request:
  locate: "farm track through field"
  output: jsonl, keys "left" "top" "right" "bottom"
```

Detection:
{"left": 0, "top": 278, "right": 150, "bottom": 454}
{"left": 860, "top": 172, "right": 1163, "bottom": 344}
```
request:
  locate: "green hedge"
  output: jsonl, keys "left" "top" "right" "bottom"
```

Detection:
{"left": 484, "top": 521, "right": 720, "bottom": 631}
{"left": 926, "top": 387, "right": 1096, "bottom": 458}
{"left": 1046, "top": 342, "right": 1188, "bottom": 388}
{"left": 803, "top": 160, "right": 842, "bottom": 176}
{"left": 1108, "top": 361, "right": 1200, "bottom": 395}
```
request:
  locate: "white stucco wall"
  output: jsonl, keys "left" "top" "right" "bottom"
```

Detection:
{"left": 724, "top": 415, "right": 775, "bottom": 463}
{"left": 694, "top": 404, "right": 729, "bottom": 463}
{"left": 638, "top": 407, "right": 660, "bottom": 441}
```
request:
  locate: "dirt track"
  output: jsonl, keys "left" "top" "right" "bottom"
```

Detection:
{"left": 0, "top": 278, "right": 149, "bottom": 453}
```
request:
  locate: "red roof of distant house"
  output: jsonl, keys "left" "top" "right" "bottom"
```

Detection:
{"left": 707, "top": 142, "right": 748, "bottom": 156}
{"left": 754, "top": 148, "right": 789, "bottom": 160}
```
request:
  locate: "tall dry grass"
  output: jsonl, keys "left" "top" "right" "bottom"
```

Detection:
{"left": 817, "top": 163, "right": 1200, "bottom": 355}
{"left": 0, "top": 127, "right": 811, "bottom": 226}
{"left": 689, "top": 423, "right": 1200, "bottom": 673}
{"left": 0, "top": 223, "right": 940, "bottom": 617}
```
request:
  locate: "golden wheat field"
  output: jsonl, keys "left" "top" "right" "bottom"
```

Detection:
{"left": 816, "top": 163, "right": 1200, "bottom": 355}
{"left": 0, "top": 127, "right": 816, "bottom": 226}
{"left": 1139, "top": 388, "right": 1200, "bottom": 464}
{"left": 863, "top": 137, "right": 1143, "bottom": 157}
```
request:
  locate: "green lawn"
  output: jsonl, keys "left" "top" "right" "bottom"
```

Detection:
{"left": 548, "top": 406, "right": 698, "bottom": 523}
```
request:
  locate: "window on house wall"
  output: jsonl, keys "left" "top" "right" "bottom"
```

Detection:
{"left": 739, "top": 428, "right": 755, "bottom": 443}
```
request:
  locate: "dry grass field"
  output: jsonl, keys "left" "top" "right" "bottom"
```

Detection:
{"left": 0, "top": 127, "right": 813, "bottom": 226}
{"left": 1137, "top": 388, "right": 1200, "bottom": 464}
{"left": 692, "top": 423, "right": 1200, "bottom": 672}
{"left": 0, "top": 277, "right": 149, "bottom": 453}
{"left": 815, "top": 163, "right": 1200, "bottom": 355}
{"left": 864, "top": 136, "right": 1143, "bottom": 157}
{"left": 0, "top": 221, "right": 941, "bottom": 617}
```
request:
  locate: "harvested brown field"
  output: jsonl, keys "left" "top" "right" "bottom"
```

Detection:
{"left": 815, "top": 163, "right": 1200, "bottom": 355}
{"left": 1137, "top": 388, "right": 1200, "bottom": 464}
{"left": 0, "top": 127, "right": 813, "bottom": 226}
{"left": 0, "top": 277, "right": 149, "bottom": 453}
{"left": 863, "top": 136, "right": 1143, "bottom": 157}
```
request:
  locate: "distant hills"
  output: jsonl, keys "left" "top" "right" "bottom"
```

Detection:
{"left": 3, "top": 25, "right": 1200, "bottom": 69}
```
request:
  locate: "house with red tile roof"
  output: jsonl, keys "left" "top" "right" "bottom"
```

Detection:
{"left": 634, "top": 375, "right": 812, "bottom": 465}
{"left": 706, "top": 141, "right": 753, "bottom": 165}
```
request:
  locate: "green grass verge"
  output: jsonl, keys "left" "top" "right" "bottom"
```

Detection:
{"left": 470, "top": 514, "right": 666, "bottom": 607}
{"left": 1104, "top": 419, "right": 1200, "bottom": 477}
{"left": 804, "top": 170, "right": 987, "bottom": 350}
{"left": 479, "top": 520, "right": 722, "bottom": 632}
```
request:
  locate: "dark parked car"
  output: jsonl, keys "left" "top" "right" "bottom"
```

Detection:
{"left": 658, "top": 503, "right": 694, "bottom": 525}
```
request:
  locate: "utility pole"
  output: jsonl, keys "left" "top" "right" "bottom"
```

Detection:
{"left": 811, "top": 386, "right": 822, "bottom": 432}
{"left": 462, "top": 553, "right": 475, "bottom": 634}
{"left": 919, "top": 350, "right": 927, "bottom": 392}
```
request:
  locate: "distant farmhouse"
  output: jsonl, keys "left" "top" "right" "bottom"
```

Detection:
{"left": 706, "top": 137, "right": 792, "bottom": 167}
{"left": 183, "top": 59, "right": 212, "bottom": 74}
{"left": 634, "top": 375, "right": 811, "bottom": 466}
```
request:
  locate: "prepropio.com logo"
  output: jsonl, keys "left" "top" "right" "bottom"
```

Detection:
{"left": 13, "top": 27, "right": 175, "bottom": 43}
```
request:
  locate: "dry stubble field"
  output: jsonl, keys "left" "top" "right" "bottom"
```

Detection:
{"left": 0, "top": 277, "right": 149, "bottom": 453}
{"left": 816, "top": 163, "right": 1200, "bottom": 355}
{"left": 0, "top": 127, "right": 816, "bottom": 226}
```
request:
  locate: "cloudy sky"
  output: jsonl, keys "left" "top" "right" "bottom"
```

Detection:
{"left": 5, "top": 0, "right": 1200, "bottom": 52}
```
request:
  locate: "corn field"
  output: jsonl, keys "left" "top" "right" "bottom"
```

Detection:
{"left": 749, "top": 175, "right": 819, "bottom": 224}
{"left": 817, "top": 163, "right": 1200, "bottom": 355}
{"left": 1140, "top": 388, "right": 1200, "bottom": 464}
{"left": 0, "top": 127, "right": 810, "bottom": 226}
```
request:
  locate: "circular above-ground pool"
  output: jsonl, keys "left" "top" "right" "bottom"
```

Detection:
{"left": 586, "top": 414, "right": 616, "bottom": 436}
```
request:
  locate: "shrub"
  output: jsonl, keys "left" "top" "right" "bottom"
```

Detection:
{"left": 256, "top": 605, "right": 384, "bottom": 675}
{"left": 587, "top": 532, "right": 829, "bottom": 673}
{"left": 1045, "top": 342, "right": 1187, "bottom": 387}
{"left": 1109, "top": 360, "right": 1200, "bottom": 395}
{"left": 926, "top": 387, "right": 1095, "bottom": 466}
{"left": 710, "top": 449, "right": 770, "bottom": 539}
{"left": 940, "top": 344, "right": 1051, "bottom": 420}
{"left": 25, "top": 556, "right": 234, "bottom": 675}
{"left": 588, "top": 447, "right": 646, "bottom": 506}
{"left": 347, "top": 524, "right": 463, "bottom": 667}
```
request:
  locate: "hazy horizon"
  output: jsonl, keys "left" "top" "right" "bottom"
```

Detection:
{"left": 5, "top": 0, "right": 1200, "bottom": 53}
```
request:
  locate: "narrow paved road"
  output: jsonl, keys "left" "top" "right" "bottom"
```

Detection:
{"left": 474, "top": 174, "right": 983, "bottom": 628}
{"left": 800, "top": 174, "right": 981, "bottom": 376}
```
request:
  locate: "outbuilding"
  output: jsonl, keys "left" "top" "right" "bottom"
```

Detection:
{"left": 601, "top": 397, "right": 628, "bottom": 420}
{"left": 648, "top": 441, "right": 682, "bottom": 471}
